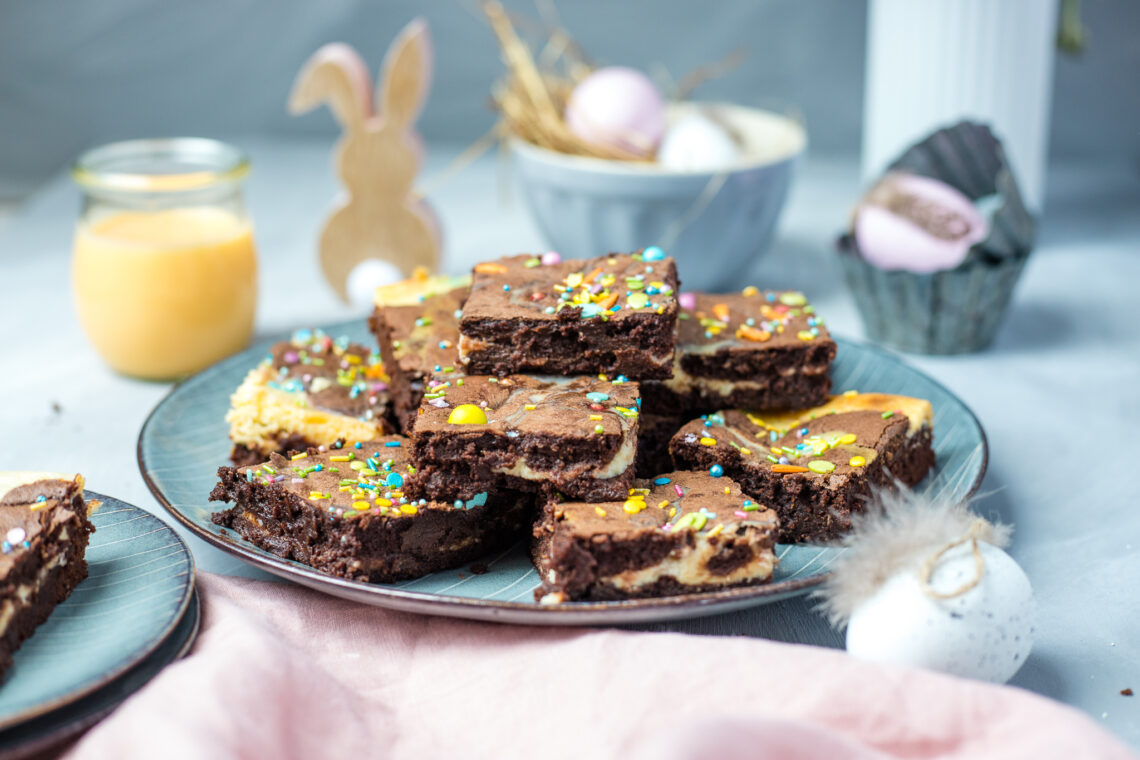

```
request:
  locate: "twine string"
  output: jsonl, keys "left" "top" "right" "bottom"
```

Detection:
{"left": 918, "top": 519, "right": 988, "bottom": 600}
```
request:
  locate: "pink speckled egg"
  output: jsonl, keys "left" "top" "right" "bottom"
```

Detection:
{"left": 854, "top": 173, "right": 988, "bottom": 274}
{"left": 565, "top": 67, "right": 665, "bottom": 158}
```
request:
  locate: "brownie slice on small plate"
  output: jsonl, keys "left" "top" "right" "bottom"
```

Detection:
{"left": 210, "top": 437, "right": 530, "bottom": 583}
{"left": 642, "top": 288, "right": 836, "bottom": 416}
{"left": 670, "top": 392, "right": 934, "bottom": 543}
{"left": 532, "top": 471, "right": 779, "bottom": 602}
{"left": 411, "top": 374, "right": 640, "bottom": 503}
{"left": 458, "top": 251, "right": 679, "bottom": 379}
{"left": 0, "top": 472, "right": 95, "bottom": 679}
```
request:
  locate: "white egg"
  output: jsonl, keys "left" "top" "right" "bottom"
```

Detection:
{"left": 346, "top": 258, "right": 405, "bottom": 311}
{"left": 845, "top": 541, "right": 1035, "bottom": 683}
{"left": 657, "top": 113, "right": 741, "bottom": 171}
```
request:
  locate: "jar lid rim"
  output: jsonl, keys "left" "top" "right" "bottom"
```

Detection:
{"left": 72, "top": 138, "right": 249, "bottom": 192}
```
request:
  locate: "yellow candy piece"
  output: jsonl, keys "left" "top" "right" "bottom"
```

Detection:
{"left": 839, "top": 433, "right": 858, "bottom": 445}
{"left": 623, "top": 498, "right": 646, "bottom": 514}
{"left": 849, "top": 456, "right": 867, "bottom": 467}
{"left": 400, "top": 504, "right": 419, "bottom": 515}
{"left": 699, "top": 437, "right": 718, "bottom": 447}
{"left": 448, "top": 404, "right": 488, "bottom": 425}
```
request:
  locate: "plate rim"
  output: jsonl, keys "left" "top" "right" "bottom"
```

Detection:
{"left": 0, "top": 493, "right": 196, "bottom": 730}
{"left": 0, "top": 589, "right": 201, "bottom": 760}
{"left": 136, "top": 323, "right": 987, "bottom": 624}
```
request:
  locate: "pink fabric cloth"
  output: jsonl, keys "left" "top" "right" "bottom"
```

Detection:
{"left": 64, "top": 573, "right": 1135, "bottom": 760}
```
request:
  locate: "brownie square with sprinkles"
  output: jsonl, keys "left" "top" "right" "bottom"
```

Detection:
{"left": 457, "top": 249, "right": 679, "bottom": 379}
{"left": 369, "top": 274, "right": 471, "bottom": 433}
{"left": 532, "top": 471, "right": 779, "bottom": 602}
{"left": 669, "top": 392, "right": 935, "bottom": 543}
{"left": 210, "top": 437, "right": 531, "bottom": 583}
{"left": 641, "top": 288, "right": 836, "bottom": 416}
{"left": 227, "top": 329, "right": 394, "bottom": 466}
{"left": 410, "top": 374, "right": 641, "bottom": 503}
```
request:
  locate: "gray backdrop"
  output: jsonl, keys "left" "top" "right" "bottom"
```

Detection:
{"left": 0, "top": 0, "right": 1137, "bottom": 202}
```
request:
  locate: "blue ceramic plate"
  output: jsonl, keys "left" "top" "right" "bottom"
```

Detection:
{"left": 139, "top": 319, "right": 986, "bottom": 625}
{"left": 0, "top": 494, "right": 194, "bottom": 729}
{"left": 0, "top": 590, "right": 200, "bottom": 760}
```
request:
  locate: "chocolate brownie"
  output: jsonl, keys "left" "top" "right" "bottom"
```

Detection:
{"left": 670, "top": 392, "right": 934, "bottom": 543}
{"left": 0, "top": 472, "right": 95, "bottom": 680}
{"left": 369, "top": 275, "right": 470, "bottom": 433}
{"left": 410, "top": 374, "right": 640, "bottom": 503}
{"left": 227, "top": 329, "right": 393, "bottom": 465}
{"left": 457, "top": 250, "right": 679, "bottom": 379}
{"left": 210, "top": 438, "right": 531, "bottom": 583}
{"left": 533, "top": 471, "right": 779, "bottom": 601}
{"left": 642, "top": 288, "right": 835, "bottom": 415}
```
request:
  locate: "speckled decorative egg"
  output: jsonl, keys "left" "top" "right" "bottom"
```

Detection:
{"left": 845, "top": 541, "right": 1035, "bottom": 683}
{"left": 657, "top": 113, "right": 741, "bottom": 171}
{"left": 565, "top": 67, "right": 665, "bottom": 158}
{"left": 347, "top": 258, "right": 405, "bottom": 311}
{"left": 854, "top": 172, "right": 987, "bottom": 273}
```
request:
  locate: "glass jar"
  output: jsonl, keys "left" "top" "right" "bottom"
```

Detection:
{"left": 72, "top": 138, "right": 258, "bottom": 380}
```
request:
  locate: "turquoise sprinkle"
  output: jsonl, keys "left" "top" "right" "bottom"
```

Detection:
{"left": 653, "top": 477, "right": 671, "bottom": 485}
{"left": 385, "top": 473, "right": 404, "bottom": 488}
{"left": 585, "top": 392, "right": 610, "bottom": 403}
{"left": 384, "top": 441, "right": 401, "bottom": 447}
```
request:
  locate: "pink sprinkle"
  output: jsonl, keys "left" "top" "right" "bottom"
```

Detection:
{"left": 674, "top": 484, "right": 684, "bottom": 498}
{"left": 679, "top": 292, "right": 697, "bottom": 311}
{"left": 372, "top": 382, "right": 389, "bottom": 392}
{"left": 734, "top": 510, "right": 747, "bottom": 519}
{"left": 541, "top": 251, "right": 562, "bottom": 265}
{"left": 589, "top": 283, "right": 604, "bottom": 294}
{"left": 284, "top": 351, "right": 299, "bottom": 363}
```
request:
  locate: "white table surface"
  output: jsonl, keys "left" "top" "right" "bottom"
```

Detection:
{"left": 2, "top": 139, "right": 1138, "bottom": 747}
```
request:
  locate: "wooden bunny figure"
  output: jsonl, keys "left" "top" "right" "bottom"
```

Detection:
{"left": 289, "top": 20, "right": 440, "bottom": 302}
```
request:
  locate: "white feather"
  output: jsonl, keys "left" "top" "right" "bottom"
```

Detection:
{"left": 814, "top": 486, "right": 1011, "bottom": 627}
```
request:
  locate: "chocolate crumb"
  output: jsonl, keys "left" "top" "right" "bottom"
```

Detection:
{"left": 470, "top": 562, "right": 489, "bottom": 575}
{"left": 1122, "top": 688, "right": 1133, "bottom": 696}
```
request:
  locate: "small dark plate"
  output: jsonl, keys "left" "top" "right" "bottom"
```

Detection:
{"left": 0, "top": 494, "right": 195, "bottom": 728}
{"left": 0, "top": 589, "right": 200, "bottom": 759}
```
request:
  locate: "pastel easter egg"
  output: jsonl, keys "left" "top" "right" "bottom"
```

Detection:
{"left": 565, "top": 67, "right": 665, "bottom": 158}
{"left": 854, "top": 172, "right": 988, "bottom": 274}
{"left": 845, "top": 541, "right": 1035, "bottom": 683}
{"left": 657, "top": 112, "right": 741, "bottom": 171}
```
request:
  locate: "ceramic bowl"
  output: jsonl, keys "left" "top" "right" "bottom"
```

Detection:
{"left": 511, "top": 102, "right": 807, "bottom": 291}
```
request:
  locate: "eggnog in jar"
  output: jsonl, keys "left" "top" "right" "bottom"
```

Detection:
{"left": 71, "top": 139, "right": 257, "bottom": 380}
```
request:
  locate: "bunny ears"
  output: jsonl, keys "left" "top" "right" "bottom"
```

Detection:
{"left": 289, "top": 19, "right": 433, "bottom": 130}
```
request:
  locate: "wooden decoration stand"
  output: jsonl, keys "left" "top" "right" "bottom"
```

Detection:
{"left": 289, "top": 19, "right": 441, "bottom": 302}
